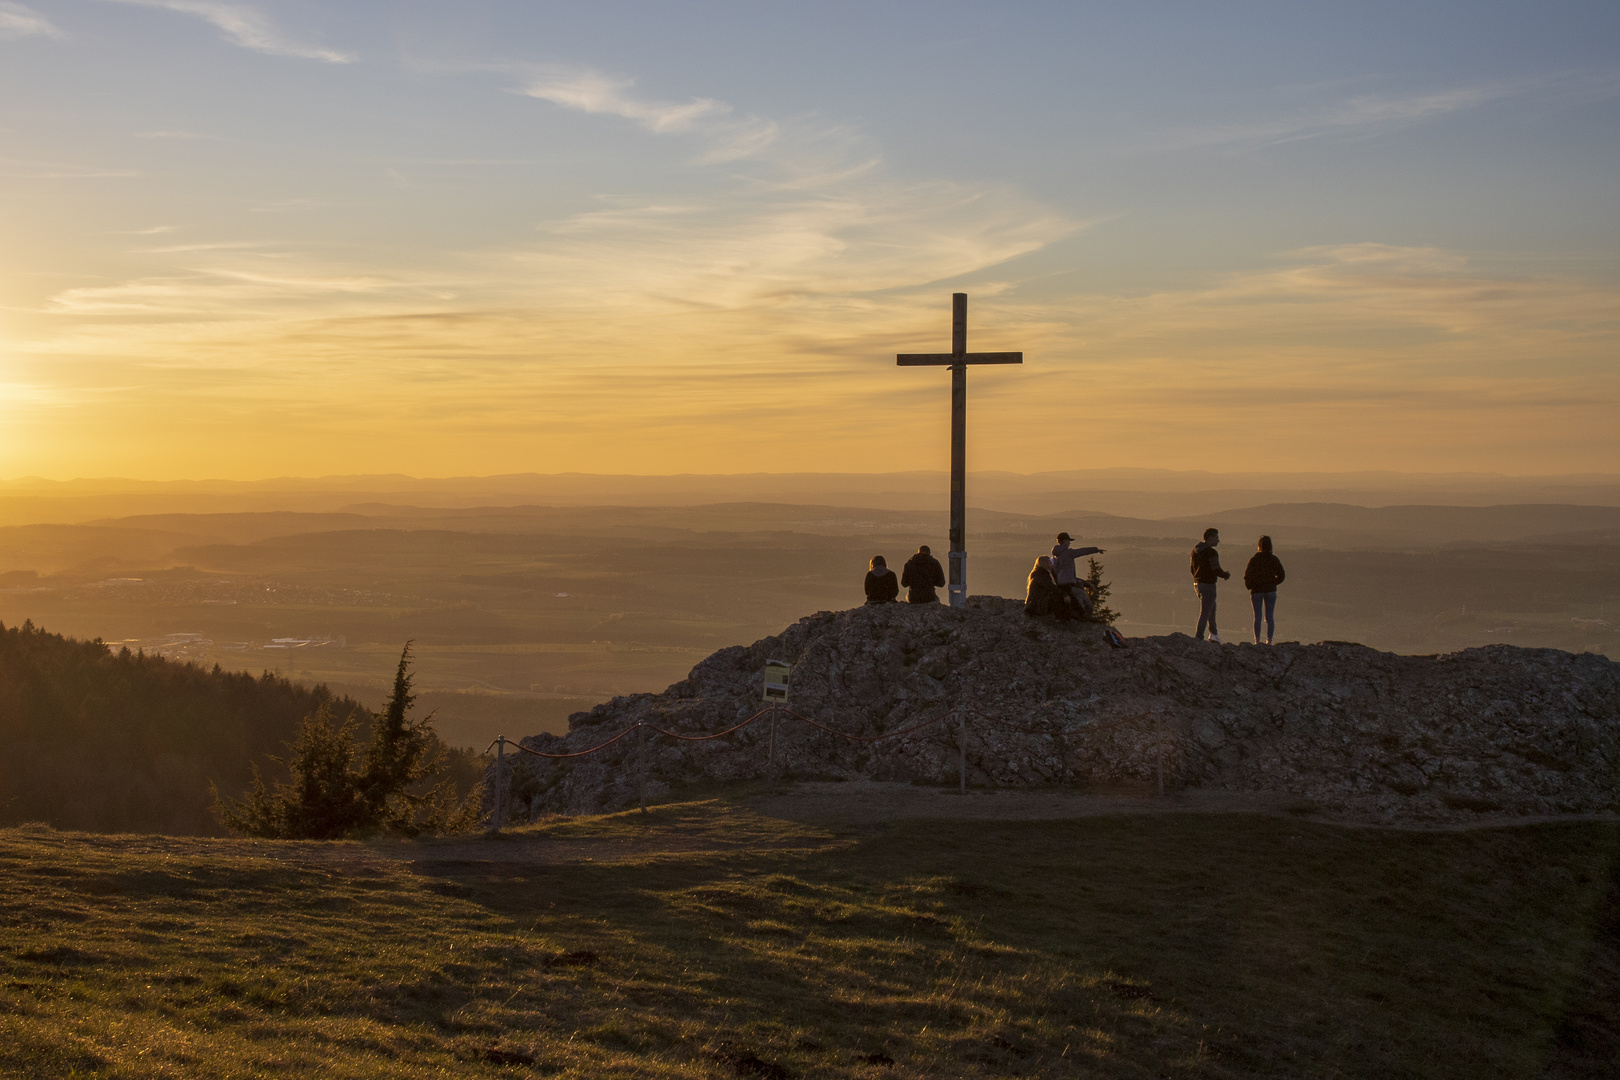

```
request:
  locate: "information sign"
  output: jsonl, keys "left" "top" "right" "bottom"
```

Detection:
{"left": 762, "top": 660, "right": 790, "bottom": 702}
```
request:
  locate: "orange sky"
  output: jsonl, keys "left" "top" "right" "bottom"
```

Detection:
{"left": 2, "top": 2, "right": 1617, "bottom": 480}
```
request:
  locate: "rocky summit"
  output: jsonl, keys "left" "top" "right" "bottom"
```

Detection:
{"left": 503, "top": 598, "right": 1620, "bottom": 823}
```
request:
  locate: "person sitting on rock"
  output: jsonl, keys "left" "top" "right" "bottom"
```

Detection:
{"left": 1243, "top": 535, "right": 1286, "bottom": 644}
{"left": 864, "top": 555, "right": 899, "bottom": 605}
{"left": 901, "top": 545, "right": 946, "bottom": 604}
{"left": 1024, "top": 556, "right": 1063, "bottom": 618}
{"left": 1051, "top": 531, "right": 1104, "bottom": 620}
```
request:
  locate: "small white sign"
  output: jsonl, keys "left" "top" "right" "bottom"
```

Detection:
{"left": 763, "top": 659, "right": 791, "bottom": 702}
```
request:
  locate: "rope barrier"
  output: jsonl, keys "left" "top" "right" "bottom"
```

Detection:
{"left": 641, "top": 708, "right": 774, "bottom": 742}
{"left": 505, "top": 723, "right": 643, "bottom": 760}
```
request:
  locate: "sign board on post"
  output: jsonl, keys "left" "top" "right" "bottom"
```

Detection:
{"left": 763, "top": 660, "right": 791, "bottom": 703}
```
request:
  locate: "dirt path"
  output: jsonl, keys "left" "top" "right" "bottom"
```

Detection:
{"left": 182, "top": 782, "right": 1613, "bottom": 872}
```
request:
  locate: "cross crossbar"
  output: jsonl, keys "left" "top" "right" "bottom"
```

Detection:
{"left": 896, "top": 352, "right": 1023, "bottom": 366}
{"left": 892, "top": 293, "right": 1027, "bottom": 609}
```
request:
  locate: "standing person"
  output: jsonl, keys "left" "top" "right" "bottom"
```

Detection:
{"left": 1051, "top": 532, "right": 1105, "bottom": 619}
{"left": 1190, "top": 527, "right": 1231, "bottom": 642}
{"left": 1243, "top": 535, "right": 1286, "bottom": 645}
{"left": 864, "top": 555, "right": 899, "bottom": 605}
{"left": 901, "top": 545, "right": 946, "bottom": 604}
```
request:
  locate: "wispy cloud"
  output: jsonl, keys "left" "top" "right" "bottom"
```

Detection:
{"left": 1147, "top": 69, "right": 1620, "bottom": 153}
{"left": 96, "top": 0, "right": 352, "bottom": 63}
{"left": 133, "top": 129, "right": 212, "bottom": 140}
{"left": 0, "top": 158, "right": 140, "bottom": 178}
{"left": 0, "top": 1, "right": 60, "bottom": 39}
{"left": 517, "top": 65, "right": 779, "bottom": 162}
{"left": 1148, "top": 85, "right": 1508, "bottom": 152}
{"left": 521, "top": 69, "right": 727, "bottom": 133}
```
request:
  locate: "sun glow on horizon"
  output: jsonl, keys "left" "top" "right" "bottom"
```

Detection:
{"left": 2, "top": 2, "right": 1617, "bottom": 481}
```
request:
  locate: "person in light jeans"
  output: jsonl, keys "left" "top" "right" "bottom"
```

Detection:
{"left": 1243, "top": 534, "right": 1287, "bottom": 644}
{"left": 1189, "top": 527, "right": 1230, "bottom": 642}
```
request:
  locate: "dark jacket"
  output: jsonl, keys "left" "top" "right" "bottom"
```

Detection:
{"left": 1025, "top": 566, "right": 1060, "bottom": 617}
{"left": 901, "top": 552, "right": 946, "bottom": 604}
{"left": 1243, "top": 551, "right": 1286, "bottom": 593}
{"left": 1190, "top": 541, "right": 1230, "bottom": 585}
{"left": 864, "top": 568, "right": 899, "bottom": 605}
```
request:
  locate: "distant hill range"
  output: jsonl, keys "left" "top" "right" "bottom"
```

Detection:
{"left": 0, "top": 619, "right": 361, "bottom": 834}
{"left": 3, "top": 501, "right": 1620, "bottom": 580}
{"left": 3, "top": 469, "right": 1619, "bottom": 524}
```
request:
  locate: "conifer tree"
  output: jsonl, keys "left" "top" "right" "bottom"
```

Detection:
{"left": 214, "top": 643, "right": 481, "bottom": 839}
{"left": 1083, "top": 557, "right": 1121, "bottom": 625}
{"left": 216, "top": 702, "right": 366, "bottom": 839}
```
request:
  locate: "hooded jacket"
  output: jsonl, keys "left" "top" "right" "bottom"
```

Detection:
{"left": 1190, "top": 541, "right": 1229, "bottom": 585}
{"left": 901, "top": 551, "right": 946, "bottom": 604}
{"left": 1243, "top": 551, "right": 1286, "bottom": 593}
{"left": 864, "top": 568, "right": 899, "bottom": 604}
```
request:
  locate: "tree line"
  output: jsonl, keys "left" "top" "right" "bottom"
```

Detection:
{"left": 0, "top": 620, "right": 480, "bottom": 836}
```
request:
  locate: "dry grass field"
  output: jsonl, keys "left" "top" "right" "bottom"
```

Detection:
{"left": 2, "top": 796, "right": 1617, "bottom": 1078}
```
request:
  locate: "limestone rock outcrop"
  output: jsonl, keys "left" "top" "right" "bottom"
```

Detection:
{"left": 503, "top": 598, "right": 1620, "bottom": 823}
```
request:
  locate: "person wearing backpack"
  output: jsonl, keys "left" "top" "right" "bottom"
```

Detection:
{"left": 901, "top": 545, "right": 946, "bottom": 604}
{"left": 1243, "top": 535, "right": 1286, "bottom": 644}
{"left": 1189, "top": 527, "right": 1230, "bottom": 642}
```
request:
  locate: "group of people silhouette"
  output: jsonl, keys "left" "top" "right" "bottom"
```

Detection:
{"left": 862, "top": 527, "right": 1288, "bottom": 645}
{"left": 863, "top": 546, "right": 946, "bottom": 605}
{"left": 1189, "top": 528, "right": 1287, "bottom": 645}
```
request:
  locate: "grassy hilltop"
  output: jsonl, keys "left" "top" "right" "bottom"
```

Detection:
{"left": 2, "top": 800, "right": 1617, "bottom": 1079}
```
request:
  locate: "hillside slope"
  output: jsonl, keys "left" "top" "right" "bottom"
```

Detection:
{"left": 0, "top": 620, "right": 360, "bottom": 834}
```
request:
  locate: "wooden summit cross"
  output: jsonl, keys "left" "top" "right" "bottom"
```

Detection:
{"left": 897, "top": 293, "right": 1023, "bottom": 608}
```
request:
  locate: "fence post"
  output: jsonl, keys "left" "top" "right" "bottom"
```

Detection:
{"left": 768, "top": 703, "right": 777, "bottom": 768}
{"left": 493, "top": 735, "right": 507, "bottom": 832}
{"left": 958, "top": 709, "right": 967, "bottom": 794}
{"left": 638, "top": 722, "right": 647, "bottom": 815}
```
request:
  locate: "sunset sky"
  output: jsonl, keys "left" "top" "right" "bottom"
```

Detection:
{"left": 2, "top": 1, "right": 1617, "bottom": 480}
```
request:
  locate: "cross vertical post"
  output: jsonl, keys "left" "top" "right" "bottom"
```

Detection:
{"left": 949, "top": 294, "right": 967, "bottom": 606}
{"left": 897, "top": 293, "right": 1024, "bottom": 607}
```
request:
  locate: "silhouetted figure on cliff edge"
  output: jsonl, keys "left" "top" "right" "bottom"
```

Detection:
{"left": 901, "top": 545, "right": 946, "bottom": 604}
{"left": 1243, "top": 535, "right": 1286, "bottom": 645}
{"left": 1190, "top": 527, "right": 1231, "bottom": 642}
{"left": 864, "top": 555, "right": 899, "bottom": 605}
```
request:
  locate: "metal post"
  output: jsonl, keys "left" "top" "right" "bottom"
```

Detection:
{"left": 638, "top": 722, "right": 647, "bottom": 815}
{"left": 948, "top": 293, "right": 967, "bottom": 608}
{"left": 493, "top": 735, "right": 506, "bottom": 832}
{"left": 958, "top": 709, "right": 967, "bottom": 794}
{"left": 768, "top": 703, "right": 778, "bottom": 768}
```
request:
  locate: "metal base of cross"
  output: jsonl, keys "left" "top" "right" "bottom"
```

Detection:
{"left": 948, "top": 550, "right": 967, "bottom": 608}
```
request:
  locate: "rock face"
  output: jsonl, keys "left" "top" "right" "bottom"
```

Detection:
{"left": 503, "top": 598, "right": 1620, "bottom": 823}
